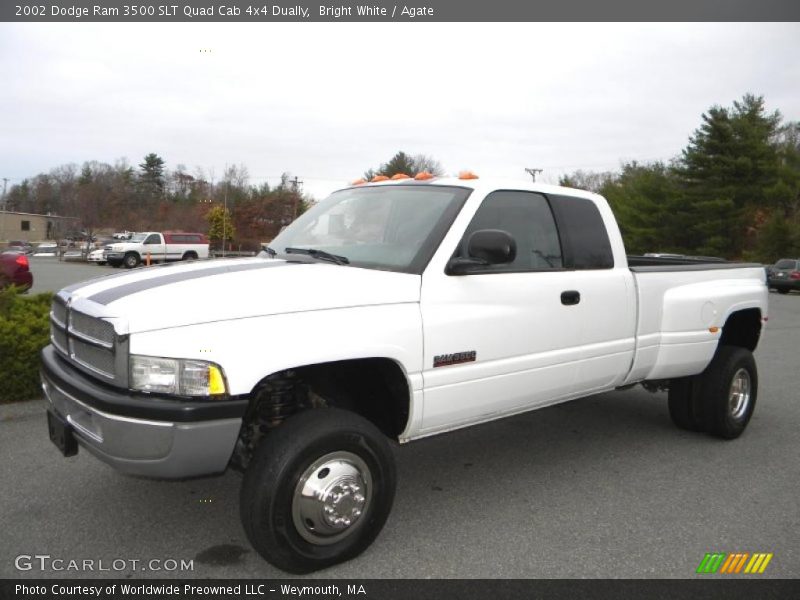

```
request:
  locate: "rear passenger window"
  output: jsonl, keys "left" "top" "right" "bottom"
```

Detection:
{"left": 550, "top": 195, "right": 614, "bottom": 269}
{"left": 460, "top": 190, "right": 563, "bottom": 272}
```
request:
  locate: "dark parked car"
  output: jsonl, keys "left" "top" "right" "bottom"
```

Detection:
{"left": 0, "top": 250, "right": 33, "bottom": 291}
{"left": 6, "top": 240, "right": 34, "bottom": 255}
{"left": 767, "top": 258, "right": 800, "bottom": 294}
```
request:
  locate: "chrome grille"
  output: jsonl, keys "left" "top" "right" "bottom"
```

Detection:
{"left": 70, "top": 310, "right": 115, "bottom": 347}
{"left": 49, "top": 296, "right": 126, "bottom": 386}
{"left": 50, "top": 323, "right": 68, "bottom": 355}
{"left": 71, "top": 338, "right": 116, "bottom": 377}
{"left": 52, "top": 298, "right": 67, "bottom": 328}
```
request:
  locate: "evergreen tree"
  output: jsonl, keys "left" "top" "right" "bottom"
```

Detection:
{"left": 673, "top": 94, "right": 782, "bottom": 257}
{"left": 363, "top": 151, "right": 445, "bottom": 179}
{"left": 138, "top": 153, "right": 166, "bottom": 197}
{"left": 601, "top": 162, "right": 684, "bottom": 254}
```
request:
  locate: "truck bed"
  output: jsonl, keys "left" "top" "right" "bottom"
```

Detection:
{"left": 624, "top": 260, "right": 767, "bottom": 383}
{"left": 627, "top": 255, "right": 762, "bottom": 271}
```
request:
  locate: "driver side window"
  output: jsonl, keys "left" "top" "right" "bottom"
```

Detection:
{"left": 144, "top": 234, "right": 161, "bottom": 245}
{"left": 461, "top": 191, "right": 563, "bottom": 272}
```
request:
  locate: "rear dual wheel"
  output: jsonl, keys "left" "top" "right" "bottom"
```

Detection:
{"left": 668, "top": 345, "right": 757, "bottom": 439}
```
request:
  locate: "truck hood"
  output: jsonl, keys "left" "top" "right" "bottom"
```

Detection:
{"left": 63, "top": 258, "right": 421, "bottom": 333}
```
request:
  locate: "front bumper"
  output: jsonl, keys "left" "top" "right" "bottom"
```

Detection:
{"left": 40, "top": 346, "right": 247, "bottom": 479}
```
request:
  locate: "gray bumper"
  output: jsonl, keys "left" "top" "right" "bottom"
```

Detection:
{"left": 42, "top": 376, "right": 242, "bottom": 479}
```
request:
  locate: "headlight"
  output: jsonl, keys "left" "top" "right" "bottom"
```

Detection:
{"left": 130, "top": 355, "right": 227, "bottom": 396}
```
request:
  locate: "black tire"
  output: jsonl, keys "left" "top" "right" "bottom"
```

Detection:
{"left": 240, "top": 408, "right": 396, "bottom": 573}
{"left": 182, "top": 251, "right": 198, "bottom": 261}
{"left": 123, "top": 253, "right": 140, "bottom": 269}
{"left": 668, "top": 375, "right": 705, "bottom": 431}
{"left": 700, "top": 346, "right": 757, "bottom": 440}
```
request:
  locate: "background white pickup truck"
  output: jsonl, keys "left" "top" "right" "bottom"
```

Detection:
{"left": 42, "top": 177, "right": 767, "bottom": 573}
{"left": 105, "top": 231, "right": 209, "bottom": 268}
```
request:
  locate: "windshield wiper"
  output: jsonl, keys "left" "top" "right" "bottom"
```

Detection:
{"left": 284, "top": 247, "right": 350, "bottom": 265}
{"left": 261, "top": 245, "right": 277, "bottom": 258}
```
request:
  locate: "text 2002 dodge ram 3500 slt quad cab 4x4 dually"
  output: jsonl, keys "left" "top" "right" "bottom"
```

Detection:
{"left": 42, "top": 176, "right": 768, "bottom": 572}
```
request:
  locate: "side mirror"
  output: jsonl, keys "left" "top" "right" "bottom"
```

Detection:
{"left": 446, "top": 229, "right": 517, "bottom": 275}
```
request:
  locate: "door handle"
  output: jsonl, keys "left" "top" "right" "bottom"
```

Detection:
{"left": 561, "top": 290, "right": 580, "bottom": 306}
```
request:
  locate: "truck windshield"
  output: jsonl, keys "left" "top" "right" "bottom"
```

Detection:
{"left": 269, "top": 185, "right": 470, "bottom": 274}
{"left": 129, "top": 233, "right": 147, "bottom": 243}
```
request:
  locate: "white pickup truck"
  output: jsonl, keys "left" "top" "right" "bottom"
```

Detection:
{"left": 42, "top": 177, "right": 767, "bottom": 573}
{"left": 105, "top": 231, "right": 209, "bottom": 268}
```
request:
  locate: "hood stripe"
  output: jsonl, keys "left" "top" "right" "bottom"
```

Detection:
{"left": 88, "top": 260, "right": 293, "bottom": 305}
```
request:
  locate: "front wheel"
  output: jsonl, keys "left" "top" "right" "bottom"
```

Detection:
{"left": 701, "top": 346, "right": 758, "bottom": 439}
{"left": 240, "top": 408, "right": 396, "bottom": 573}
{"left": 123, "top": 253, "right": 140, "bottom": 268}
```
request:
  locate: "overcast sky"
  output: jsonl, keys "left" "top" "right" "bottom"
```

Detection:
{"left": 1, "top": 22, "right": 799, "bottom": 199}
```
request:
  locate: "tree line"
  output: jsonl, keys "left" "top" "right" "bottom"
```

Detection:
{"left": 560, "top": 95, "right": 800, "bottom": 262}
{"left": 3, "top": 155, "right": 311, "bottom": 250}
{"left": 4, "top": 95, "right": 798, "bottom": 261}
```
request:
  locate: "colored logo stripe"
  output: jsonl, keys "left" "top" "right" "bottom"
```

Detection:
{"left": 697, "top": 553, "right": 726, "bottom": 573}
{"left": 719, "top": 553, "right": 749, "bottom": 573}
{"left": 745, "top": 553, "right": 773, "bottom": 574}
{"left": 697, "top": 552, "right": 773, "bottom": 574}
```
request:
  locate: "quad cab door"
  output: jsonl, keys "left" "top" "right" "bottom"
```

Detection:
{"left": 418, "top": 189, "right": 635, "bottom": 435}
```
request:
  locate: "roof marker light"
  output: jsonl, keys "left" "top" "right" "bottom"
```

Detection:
{"left": 458, "top": 171, "right": 479, "bottom": 180}
{"left": 371, "top": 175, "right": 390, "bottom": 182}
{"left": 391, "top": 173, "right": 411, "bottom": 180}
{"left": 415, "top": 171, "right": 435, "bottom": 180}
{"left": 351, "top": 178, "right": 367, "bottom": 185}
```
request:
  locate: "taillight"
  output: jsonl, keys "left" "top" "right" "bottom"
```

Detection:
{"left": 15, "top": 254, "right": 29, "bottom": 270}
{"left": 790, "top": 271, "right": 800, "bottom": 280}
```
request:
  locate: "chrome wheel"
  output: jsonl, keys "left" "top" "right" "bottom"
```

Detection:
{"left": 728, "top": 368, "right": 751, "bottom": 420}
{"left": 292, "top": 451, "right": 372, "bottom": 546}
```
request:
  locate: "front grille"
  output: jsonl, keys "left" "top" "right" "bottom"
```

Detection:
{"left": 70, "top": 310, "right": 115, "bottom": 347}
{"left": 50, "top": 323, "right": 68, "bottom": 355}
{"left": 52, "top": 297, "right": 67, "bottom": 328}
{"left": 50, "top": 297, "right": 126, "bottom": 386}
{"left": 71, "top": 338, "right": 116, "bottom": 377}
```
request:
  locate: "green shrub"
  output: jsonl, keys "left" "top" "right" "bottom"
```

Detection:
{"left": 0, "top": 287, "right": 53, "bottom": 403}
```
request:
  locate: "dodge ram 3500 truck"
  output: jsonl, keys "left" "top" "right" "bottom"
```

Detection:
{"left": 42, "top": 176, "right": 768, "bottom": 573}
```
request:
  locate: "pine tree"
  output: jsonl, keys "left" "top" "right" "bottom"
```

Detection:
{"left": 674, "top": 95, "right": 782, "bottom": 257}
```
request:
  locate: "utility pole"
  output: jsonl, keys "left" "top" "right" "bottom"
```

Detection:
{"left": 1, "top": 178, "right": 7, "bottom": 243}
{"left": 222, "top": 166, "right": 229, "bottom": 258}
{"left": 525, "top": 168, "right": 543, "bottom": 182}
{"left": 290, "top": 176, "right": 303, "bottom": 220}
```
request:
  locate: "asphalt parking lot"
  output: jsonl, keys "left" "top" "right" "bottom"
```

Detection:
{"left": 1, "top": 261, "right": 798, "bottom": 579}
{"left": 27, "top": 256, "right": 118, "bottom": 294}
